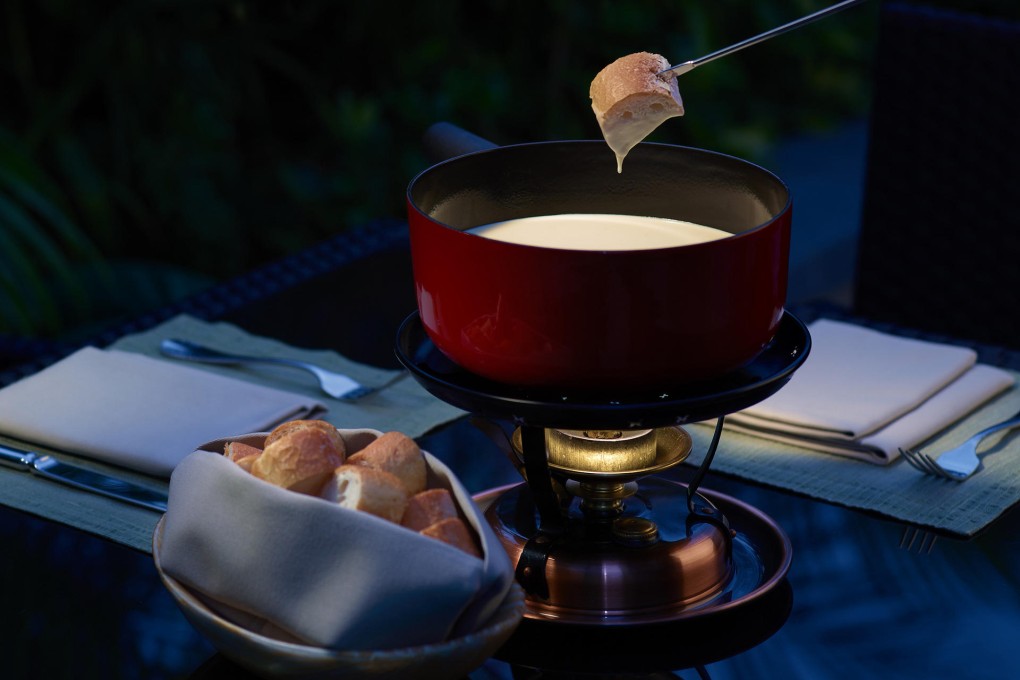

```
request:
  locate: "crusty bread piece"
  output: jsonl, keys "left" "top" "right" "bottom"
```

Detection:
{"left": 251, "top": 428, "right": 344, "bottom": 496}
{"left": 589, "top": 52, "right": 684, "bottom": 172}
{"left": 420, "top": 517, "right": 481, "bottom": 558}
{"left": 322, "top": 465, "right": 410, "bottom": 524}
{"left": 224, "top": 441, "right": 262, "bottom": 463}
{"left": 401, "top": 488, "right": 459, "bottom": 531}
{"left": 346, "top": 431, "right": 426, "bottom": 495}
{"left": 236, "top": 455, "right": 259, "bottom": 474}
{"left": 264, "top": 419, "right": 347, "bottom": 461}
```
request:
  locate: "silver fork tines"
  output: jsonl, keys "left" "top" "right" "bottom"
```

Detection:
{"left": 899, "top": 446, "right": 958, "bottom": 480}
{"left": 899, "top": 407, "right": 1020, "bottom": 482}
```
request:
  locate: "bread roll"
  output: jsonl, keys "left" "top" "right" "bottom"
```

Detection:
{"left": 265, "top": 419, "right": 347, "bottom": 460}
{"left": 420, "top": 517, "right": 481, "bottom": 558}
{"left": 251, "top": 428, "right": 344, "bottom": 496}
{"left": 322, "top": 465, "right": 410, "bottom": 524}
{"left": 401, "top": 488, "right": 458, "bottom": 531}
{"left": 236, "top": 455, "right": 259, "bottom": 474}
{"left": 589, "top": 52, "right": 684, "bottom": 172}
{"left": 346, "top": 431, "right": 426, "bottom": 495}
{"left": 224, "top": 441, "right": 262, "bottom": 463}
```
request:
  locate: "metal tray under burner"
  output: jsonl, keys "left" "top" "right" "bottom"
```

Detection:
{"left": 395, "top": 310, "right": 810, "bottom": 429}
{"left": 474, "top": 479, "right": 792, "bottom": 627}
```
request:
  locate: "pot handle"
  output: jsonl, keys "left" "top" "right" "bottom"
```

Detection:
{"left": 423, "top": 122, "right": 498, "bottom": 163}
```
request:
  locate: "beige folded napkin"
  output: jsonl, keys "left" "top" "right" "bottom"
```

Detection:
{"left": 109, "top": 314, "right": 468, "bottom": 443}
{"left": 158, "top": 429, "right": 515, "bottom": 651}
{"left": 0, "top": 347, "right": 325, "bottom": 477}
{"left": 725, "top": 319, "right": 1015, "bottom": 464}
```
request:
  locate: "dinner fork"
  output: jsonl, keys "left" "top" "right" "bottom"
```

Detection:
{"left": 159, "top": 338, "right": 392, "bottom": 401}
{"left": 899, "top": 408, "right": 1020, "bottom": 481}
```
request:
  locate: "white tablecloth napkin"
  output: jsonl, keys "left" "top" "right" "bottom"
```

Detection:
{"left": 725, "top": 319, "right": 1015, "bottom": 463}
{"left": 0, "top": 347, "right": 325, "bottom": 477}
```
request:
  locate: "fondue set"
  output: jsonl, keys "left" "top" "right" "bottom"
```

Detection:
{"left": 395, "top": 132, "right": 811, "bottom": 645}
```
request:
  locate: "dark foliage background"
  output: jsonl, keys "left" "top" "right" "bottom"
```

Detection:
{"left": 2, "top": 0, "right": 1002, "bottom": 340}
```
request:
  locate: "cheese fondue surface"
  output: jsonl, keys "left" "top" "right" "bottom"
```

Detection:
{"left": 467, "top": 214, "right": 730, "bottom": 251}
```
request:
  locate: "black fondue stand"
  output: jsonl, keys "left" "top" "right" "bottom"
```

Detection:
{"left": 396, "top": 310, "right": 811, "bottom": 671}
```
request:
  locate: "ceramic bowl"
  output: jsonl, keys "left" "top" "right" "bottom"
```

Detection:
{"left": 153, "top": 517, "right": 525, "bottom": 679}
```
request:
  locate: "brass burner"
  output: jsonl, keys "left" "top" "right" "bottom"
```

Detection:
{"left": 497, "top": 426, "right": 734, "bottom": 620}
{"left": 545, "top": 428, "right": 657, "bottom": 472}
{"left": 511, "top": 426, "right": 693, "bottom": 482}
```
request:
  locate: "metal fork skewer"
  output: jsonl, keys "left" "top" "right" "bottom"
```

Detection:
{"left": 660, "top": 0, "right": 868, "bottom": 77}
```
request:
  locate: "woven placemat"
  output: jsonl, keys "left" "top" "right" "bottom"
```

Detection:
{"left": 0, "top": 436, "right": 164, "bottom": 551}
{"left": 110, "top": 315, "right": 466, "bottom": 440}
{"left": 0, "top": 314, "right": 466, "bottom": 552}
{"left": 4, "top": 312, "right": 1017, "bottom": 547}
{"left": 687, "top": 378, "right": 1020, "bottom": 538}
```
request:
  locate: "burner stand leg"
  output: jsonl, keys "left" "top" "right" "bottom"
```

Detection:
{"left": 686, "top": 417, "right": 730, "bottom": 529}
{"left": 520, "top": 425, "right": 565, "bottom": 530}
{"left": 515, "top": 425, "right": 566, "bottom": 599}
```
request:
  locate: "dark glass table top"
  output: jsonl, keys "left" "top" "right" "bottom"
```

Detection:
{"left": 2, "top": 225, "right": 1019, "bottom": 679}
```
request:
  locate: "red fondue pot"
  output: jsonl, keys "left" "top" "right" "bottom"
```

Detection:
{"left": 406, "top": 133, "right": 791, "bottom": 390}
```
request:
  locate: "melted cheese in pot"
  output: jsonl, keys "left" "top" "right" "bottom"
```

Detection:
{"left": 467, "top": 214, "right": 729, "bottom": 251}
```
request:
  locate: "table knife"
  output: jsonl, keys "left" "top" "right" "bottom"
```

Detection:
{"left": 0, "top": 442, "right": 168, "bottom": 513}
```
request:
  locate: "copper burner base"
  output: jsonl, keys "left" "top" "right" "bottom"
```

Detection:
{"left": 475, "top": 478, "right": 791, "bottom": 626}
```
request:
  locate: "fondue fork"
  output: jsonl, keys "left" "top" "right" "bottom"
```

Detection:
{"left": 899, "top": 408, "right": 1020, "bottom": 481}
{"left": 660, "top": 0, "right": 868, "bottom": 77}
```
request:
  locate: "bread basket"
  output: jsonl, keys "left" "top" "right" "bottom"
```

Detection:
{"left": 153, "top": 428, "right": 523, "bottom": 678}
{"left": 154, "top": 517, "right": 524, "bottom": 679}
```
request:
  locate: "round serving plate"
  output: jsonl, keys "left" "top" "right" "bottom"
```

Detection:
{"left": 395, "top": 310, "right": 810, "bottom": 430}
{"left": 498, "top": 579, "right": 793, "bottom": 674}
{"left": 474, "top": 481, "right": 793, "bottom": 672}
{"left": 474, "top": 480, "right": 791, "bottom": 626}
